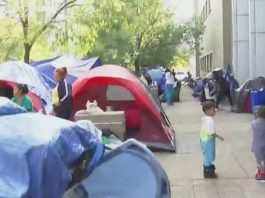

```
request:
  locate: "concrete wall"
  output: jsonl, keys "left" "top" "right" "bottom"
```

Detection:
{"left": 233, "top": 0, "right": 265, "bottom": 85}
{"left": 200, "top": 0, "right": 224, "bottom": 76}
{"left": 199, "top": 0, "right": 232, "bottom": 76}
{"left": 222, "top": 0, "right": 233, "bottom": 68}
{"left": 232, "top": 0, "right": 250, "bottom": 85}
{"left": 249, "top": 0, "right": 265, "bottom": 79}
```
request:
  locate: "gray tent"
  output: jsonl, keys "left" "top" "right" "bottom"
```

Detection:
{"left": 233, "top": 77, "right": 265, "bottom": 113}
{"left": 64, "top": 140, "right": 171, "bottom": 198}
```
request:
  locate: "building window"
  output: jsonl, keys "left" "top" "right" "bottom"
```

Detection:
{"left": 200, "top": 53, "right": 213, "bottom": 72}
{"left": 209, "top": 54, "right": 212, "bottom": 71}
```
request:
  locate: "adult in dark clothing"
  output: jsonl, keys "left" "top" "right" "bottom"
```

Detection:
{"left": 52, "top": 67, "right": 73, "bottom": 120}
{"left": 187, "top": 71, "right": 192, "bottom": 79}
{"left": 144, "top": 73, "right": 152, "bottom": 86}
{"left": 214, "top": 76, "right": 233, "bottom": 109}
{"left": 174, "top": 79, "right": 182, "bottom": 102}
{"left": 172, "top": 71, "right": 181, "bottom": 102}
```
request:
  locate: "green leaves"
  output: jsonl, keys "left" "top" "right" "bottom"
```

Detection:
{"left": 72, "top": 0, "right": 187, "bottom": 72}
{"left": 0, "top": 0, "right": 203, "bottom": 69}
{"left": 0, "top": 18, "right": 24, "bottom": 62}
{"left": 183, "top": 17, "right": 205, "bottom": 50}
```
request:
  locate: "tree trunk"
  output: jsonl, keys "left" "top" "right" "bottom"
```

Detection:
{"left": 24, "top": 43, "right": 31, "bottom": 64}
{"left": 134, "top": 57, "right": 140, "bottom": 75}
{"left": 194, "top": 0, "right": 200, "bottom": 77}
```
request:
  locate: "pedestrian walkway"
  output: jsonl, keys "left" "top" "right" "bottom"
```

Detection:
{"left": 156, "top": 88, "right": 265, "bottom": 198}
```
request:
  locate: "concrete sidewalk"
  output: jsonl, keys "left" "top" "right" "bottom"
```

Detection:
{"left": 157, "top": 88, "right": 265, "bottom": 198}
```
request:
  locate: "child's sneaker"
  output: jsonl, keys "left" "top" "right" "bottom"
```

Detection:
{"left": 204, "top": 166, "right": 218, "bottom": 179}
{"left": 259, "top": 171, "right": 265, "bottom": 182}
{"left": 204, "top": 171, "right": 218, "bottom": 179}
{"left": 210, "top": 164, "right": 216, "bottom": 171}
{"left": 255, "top": 170, "right": 265, "bottom": 182}
{"left": 203, "top": 170, "right": 218, "bottom": 178}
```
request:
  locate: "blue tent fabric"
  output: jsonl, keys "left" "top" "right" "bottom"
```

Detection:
{"left": 0, "top": 97, "right": 26, "bottom": 116}
{"left": 0, "top": 97, "right": 104, "bottom": 198}
{"left": 65, "top": 140, "right": 171, "bottom": 198}
{"left": 225, "top": 64, "right": 232, "bottom": 81}
{"left": 147, "top": 69, "right": 164, "bottom": 82}
{"left": 39, "top": 72, "right": 57, "bottom": 89}
{"left": 30, "top": 56, "right": 60, "bottom": 67}
{"left": 31, "top": 55, "right": 102, "bottom": 88}
{"left": 0, "top": 61, "right": 52, "bottom": 112}
{"left": 82, "top": 57, "right": 102, "bottom": 69}
{"left": 146, "top": 69, "right": 166, "bottom": 95}
{"left": 37, "top": 63, "right": 77, "bottom": 87}
{"left": 192, "top": 78, "right": 204, "bottom": 98}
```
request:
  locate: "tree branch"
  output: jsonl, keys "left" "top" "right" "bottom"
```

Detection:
{"left": 23, "top": 0, "right": 29, "bottom": 41}
{"left": 29, "top": 0, "right": 77, "bottom": 46}
{"left": 18, "top": 0, "right": 25, "bottom": 26}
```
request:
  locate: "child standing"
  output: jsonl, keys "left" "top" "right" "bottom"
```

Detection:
{"left": 200, "top": 101, "right": 224, "bottom": 178}
{"left": 251, "top": 106, "right": 265, "bottom": 181}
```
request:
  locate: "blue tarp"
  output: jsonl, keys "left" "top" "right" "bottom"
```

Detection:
{"left": 147, "top": 69, "right": 166, "bottom": 95}
{"left": 192, "top": 78, "right": 203, "bottom": 98}
{"left": 147, "top": 69, "right": 164, "bottom": 83}
{"left": 0, "top": 61, "right": 52, "bottom": 112}
{"left": 30, "top": 56, "right": 60, "bottom": 67}
{"left": 0, "top": 97, "right": 104, "bottom": 198}
{"left": 31, "top": 55, "right": 102, "bottom": 88}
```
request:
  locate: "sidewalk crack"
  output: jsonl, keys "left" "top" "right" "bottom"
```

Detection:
{"left": 232, "top": 152, "right": 249, "bottom": 179}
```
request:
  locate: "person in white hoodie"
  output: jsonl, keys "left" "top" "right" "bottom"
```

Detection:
{"left": 164, "top": 68, "right": 175, "bottom": 105}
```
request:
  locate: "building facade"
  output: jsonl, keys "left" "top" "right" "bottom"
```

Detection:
{"left": 198, "top": 0, "right": 233, "bottom": 76}
{"left": 233, "top": 0, "right": 265, "bottom": 85}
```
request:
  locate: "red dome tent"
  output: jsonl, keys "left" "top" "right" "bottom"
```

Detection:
{"left": 72, "top": 65, "right": 176, "bottom": 151}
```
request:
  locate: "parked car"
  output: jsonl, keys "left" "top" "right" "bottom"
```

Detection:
{"left": 175, "top": 71, "right": 187, "bottom": 81}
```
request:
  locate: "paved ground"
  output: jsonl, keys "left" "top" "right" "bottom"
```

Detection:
{"left": 157, "top": 88, "right": 265, "bottom": 198}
